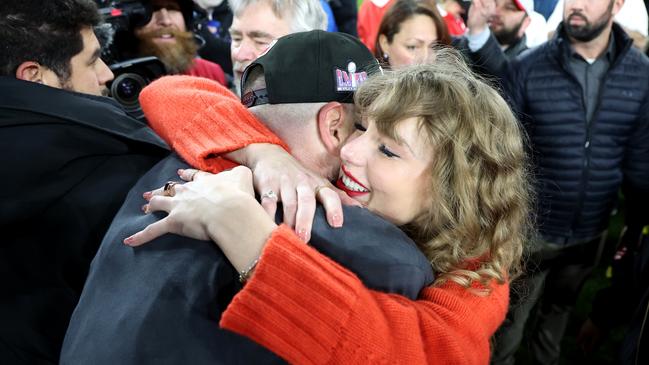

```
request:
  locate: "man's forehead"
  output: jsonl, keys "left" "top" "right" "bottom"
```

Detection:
{"left": 230, "top": 2, "right": 291, "bottom": 36}
{"left": 81, "top": 26, "right": 100, "bottom": 52}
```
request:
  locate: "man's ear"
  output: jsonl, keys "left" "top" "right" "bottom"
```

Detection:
{"left": 15, "top": 61, "right": 45, "bottom": 83}
{"left": 612, "top": 0, "right": 625, "bottom": 17}
{"left": 317, "top": 101, "right": 351, "bottom": 155}
{"left": 518, "top": 16, "right": 532, "bottom": 38}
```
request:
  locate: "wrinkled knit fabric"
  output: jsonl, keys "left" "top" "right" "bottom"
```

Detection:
{"left": 222, "top": 225, "right": 510, "bottom": 365}
{"left": 139, "top": 75, "right": 287, "bottom": 173}
{"left": 140, "top": 75, "right": 510, "bottom": 365}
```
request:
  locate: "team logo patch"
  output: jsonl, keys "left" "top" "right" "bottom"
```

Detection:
{"left": 335, "top": 61, "right": 368, "bottom": 92}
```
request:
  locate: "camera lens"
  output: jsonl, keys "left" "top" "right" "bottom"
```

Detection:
{"left": 111, "top": 73, "right": 146, "bottom": 106}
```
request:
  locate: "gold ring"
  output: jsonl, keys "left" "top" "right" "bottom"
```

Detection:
{"left": 163, "top": 181, "right": 178, "bottom": 197}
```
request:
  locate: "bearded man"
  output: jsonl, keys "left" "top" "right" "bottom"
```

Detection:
{"left": 465, "top": 0, "right": 649, "bottom": 364}
{"left": 489, "top": 0, "right": 533, "bottom": 58}
{"left": 133, "top": 0, "right": 226, "bottom": 84}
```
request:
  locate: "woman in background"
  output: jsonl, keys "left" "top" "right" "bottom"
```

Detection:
{"left": 375, "top": 0, "right": 451, "bottom": 68}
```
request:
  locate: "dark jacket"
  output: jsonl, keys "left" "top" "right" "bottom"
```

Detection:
{"left": 0, "top": 77, "right": 169, "bottom": 364}
{"left": 329, "top": 0, "right": 358, "bottom": 36}
{"left": 590, "top": 228, "right": 649, "bottom": 364}
{"left": 475, "top": 23, "right": 649, "bottom": 245}
{"left": 194, "top": 1, "right": 233, "bottom": 76}
{"left": 61, "top": 154, "right": 434, "bottom": 364}
{"left": 503, "top": 34, "right": 528, "bottom": 59}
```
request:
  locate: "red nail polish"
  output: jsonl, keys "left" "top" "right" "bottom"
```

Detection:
{"left": 143, "top": 191, "right": 152, "bottom": 199}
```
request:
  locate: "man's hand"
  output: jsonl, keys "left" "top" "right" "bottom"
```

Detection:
{"left": 467, "top": 0, "right": 496, "bottom": 36}
{"left": 228, "top": 143, "right": 360, "bottom": 242}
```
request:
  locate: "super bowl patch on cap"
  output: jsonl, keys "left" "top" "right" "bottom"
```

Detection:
{"left": 240, "top": 30, "right": 380, "bottom": 105}
{"left": 335, "top": 61, "right": 368, "bottom": 92}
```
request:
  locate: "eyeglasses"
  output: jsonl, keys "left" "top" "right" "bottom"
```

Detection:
{"left": 241, "top": 88, "right": 269, "bottom": 108}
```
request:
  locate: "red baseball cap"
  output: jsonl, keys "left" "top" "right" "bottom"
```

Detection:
{"left": 513, "top": 0, "right": 533, "bottom": 13}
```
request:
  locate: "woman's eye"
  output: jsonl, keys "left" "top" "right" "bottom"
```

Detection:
{"left": 379, "top": 144, "right": 400, "bottom": 158}
{"left": 354, "top": 122, "right": 367, "bottom": 132}
{"left": 406, "top": 45, "right": 417, "bottom": 51}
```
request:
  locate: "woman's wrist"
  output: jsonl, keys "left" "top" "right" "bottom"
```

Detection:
{"left": 225, "top": 143, "right": 287, "bottom": 168}
{"left": 206, "top": 195, "right": 277, "bottom": 273}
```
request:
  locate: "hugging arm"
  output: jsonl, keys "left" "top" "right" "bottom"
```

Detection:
{"left": 220, "top": 225, "right": 510, "bottom": 365}
{"left": 140, "top": 76, "right": 349, "bottom": 237}
{"left": 130, "top": 167, "right": 433, "bottom": 299}
{"left": 139, "top": 76, "right": 288, "bottom": 172}
{"left": 127, "top": 170, "right": 502, "bottom": 363}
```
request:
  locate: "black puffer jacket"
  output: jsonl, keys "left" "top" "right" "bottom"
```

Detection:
{"left": 490, "top": 23, "right": 649, "bottom": 244}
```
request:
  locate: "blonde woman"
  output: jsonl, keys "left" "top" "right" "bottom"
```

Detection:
{"left": 128, "top": 55, "right": 531, "bottom": 364}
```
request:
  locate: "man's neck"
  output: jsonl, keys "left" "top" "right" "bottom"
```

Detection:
{"left": 570, "top": 26, "right": 613, "bottom": 60}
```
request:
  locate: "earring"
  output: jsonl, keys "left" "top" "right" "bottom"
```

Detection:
{"left": 383, "top": 53, "right": 389, "bottom": 60}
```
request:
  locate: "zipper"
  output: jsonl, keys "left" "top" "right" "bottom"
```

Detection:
{"left": 557, "top": 58, "right": 593, "bottom": 235}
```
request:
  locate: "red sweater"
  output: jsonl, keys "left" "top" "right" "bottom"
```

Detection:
{"left": 140, "top": 75, "right": 287, "bottom": 172}
{"left": 140, "top": 76, "right": 510, "bottom": 365}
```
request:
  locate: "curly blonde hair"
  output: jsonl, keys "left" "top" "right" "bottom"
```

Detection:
{"left": 354, "top": 49, "right": 532, "bottom": 292}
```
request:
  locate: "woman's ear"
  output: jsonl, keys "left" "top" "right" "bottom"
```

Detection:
{"left": 378, "top": 34, "right": 390, "bottom": 58}
{"left": 317, "top": 101, "right": 352, "bottom": 155}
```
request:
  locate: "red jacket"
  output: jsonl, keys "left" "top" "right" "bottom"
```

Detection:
{"left": 140, "top": 76, "right": 510, "bottom": 365}
{"left": 357, "top": 0, "right": 394, "bottom": 53}
{"left": 185, "top": 58, "right": 227, "bottom": 86}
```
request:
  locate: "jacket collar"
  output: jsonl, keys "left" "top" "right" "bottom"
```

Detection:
{"left": 504, "top": 34, "right": 528, "bottom": 58}
{"left": 0, "top": 77, "right": 168, "bottom": 150}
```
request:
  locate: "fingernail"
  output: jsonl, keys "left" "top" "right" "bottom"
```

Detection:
{"left": 332, "top": 214, "right": 342, "bottom": 228}
{"left": 143, "top": 191, "right": 152, "bottom": 200}
{"left": 297, "top": 229, "right": 309, "bottom": 242}
{"left": 177, "top": 169, "right": 184, "bottom": 176}
{"left": 123, "top": 236, "right": 134, "bottom": 245}
{"left": 141, "top": 204, "right": 149, "bottom": 214}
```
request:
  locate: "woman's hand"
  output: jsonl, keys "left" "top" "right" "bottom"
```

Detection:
{"left": 124, "top": 166, "right": 257, "bottom": 246}
{"left": 230, "top": 144, "right": 360, "bottom": 242}
{"left": 125, "top": 166, "right": 278, "bottom": 273}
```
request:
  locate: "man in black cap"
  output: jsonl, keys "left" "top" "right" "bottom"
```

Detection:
{"left": 61, "top": 30, "right": 433, "bottom": 364}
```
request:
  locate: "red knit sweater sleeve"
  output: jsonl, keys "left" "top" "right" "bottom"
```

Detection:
{"left": 221, "top": 225, "right": 510, "bottom": 365}
{"left": 139, "top": 75, "right": 288, "bottom": 173}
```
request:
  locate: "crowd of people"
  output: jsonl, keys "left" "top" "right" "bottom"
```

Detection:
{"left": 1, "top": 0, "right": 648, "bottom": 364}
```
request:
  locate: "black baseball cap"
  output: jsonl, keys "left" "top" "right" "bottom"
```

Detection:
{"left": 241, "top": 30, "right": 381, "bottom": 107}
